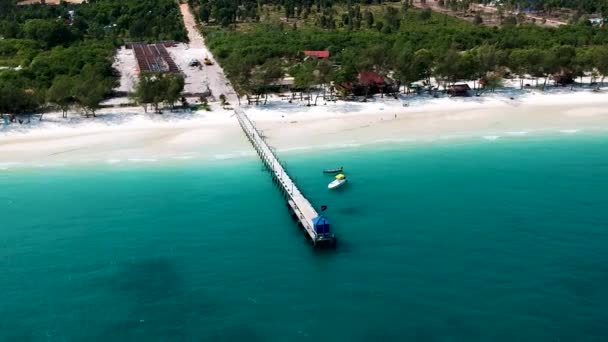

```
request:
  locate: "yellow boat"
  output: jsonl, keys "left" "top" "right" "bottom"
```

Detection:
{"left": 328, "top": 173, "right": 347, "bottom": 189}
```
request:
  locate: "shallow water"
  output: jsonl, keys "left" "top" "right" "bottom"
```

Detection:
{"left": 1, "top": 135, "right": 608, "bottom": 341}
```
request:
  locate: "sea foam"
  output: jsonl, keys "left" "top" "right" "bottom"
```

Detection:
{"left": 128, "top": 158, "right": 158, "bottom": 163}
{"left": 506, "top": 131, "right": 528, "bottom": 136}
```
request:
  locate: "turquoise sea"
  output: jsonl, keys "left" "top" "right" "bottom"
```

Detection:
{"left": 1, "top": 135, "right": 608, "bottom": 341}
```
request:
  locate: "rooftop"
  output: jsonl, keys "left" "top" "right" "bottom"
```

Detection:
{"left": 303, "top": 50, "right": 330, "bottom": 59}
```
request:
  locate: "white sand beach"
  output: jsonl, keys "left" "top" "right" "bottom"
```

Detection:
{"left": 2, "top": 89, "right": 608, "bottom": 169}
{"left": 251, "top": 89, "right": 608, "bottom": 151}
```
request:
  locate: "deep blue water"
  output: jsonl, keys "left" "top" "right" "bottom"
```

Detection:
{"left": 1, "top": 135, "right": 608, "bottom": 341}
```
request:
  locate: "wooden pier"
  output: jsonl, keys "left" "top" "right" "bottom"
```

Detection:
{"left": 235, "top": 109, "right": 336, "bottom": 248}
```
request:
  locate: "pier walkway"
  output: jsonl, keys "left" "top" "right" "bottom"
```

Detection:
{"left": 235, "top": 109, "right": 336, "bottom": 248}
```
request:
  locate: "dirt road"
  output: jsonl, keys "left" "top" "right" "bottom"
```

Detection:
{"left": 179, "top": 3, "right": 238, "bottom": 103}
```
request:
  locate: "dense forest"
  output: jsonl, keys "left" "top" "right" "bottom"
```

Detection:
{"left": 197, "top": 2, "right": 608, "bottom": 98}
{"left": 0, "top": 0, "right": 187, "bottom": 117}
{"left": 188, "top": 0, "right": 607, "bottom": 28}
{"left": 472, "top": 0, "right": 608, "bottom": 14}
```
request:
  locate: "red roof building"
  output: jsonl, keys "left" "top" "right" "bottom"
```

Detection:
{"left": 358, "top": 71, "right": 385, "bottom": 86}
{"left": 303, "top": 50, "right": 330, "bottom": 59}
{"left": 338, "top": 71, "right": 395, "bottom": 96}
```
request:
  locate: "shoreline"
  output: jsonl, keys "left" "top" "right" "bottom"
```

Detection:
{"left": 1, "top": 129, "right": 605, "bottom": 172}
{"left": 1, "top": 89, "right": 608, "bottom": 170}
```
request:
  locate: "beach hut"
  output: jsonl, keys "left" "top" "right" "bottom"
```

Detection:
{"left": 447, "top": 83, "right": 471, "bottom": 97}
{"left": 312, "top": 215, "right": 331, "bottom": 235}
{"left": 358, "top": 71, "right": 385, "bottom": 87}
{"left": 552, "top": 72, "right": 574, "bottom": 86}
{"left": 337, "top": 71, "right": 397, "bottom": 97}
{"left": 268, "top": 76, "right": 295, "bottom": 93}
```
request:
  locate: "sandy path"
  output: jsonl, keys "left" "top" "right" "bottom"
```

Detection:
{"left": 113, "top": 47, "right": 137, "bottom": 93}
{"left": 179, "top": 3, "right": 238, "bottom": 103}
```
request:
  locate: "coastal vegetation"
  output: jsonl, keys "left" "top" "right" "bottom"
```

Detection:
{"left": 0, "top": 0, "right": 187, "bottom": 118}
{"left": 131, "top": 73, "right": 186, "bottom": 114}
{"left": 193, "top": 0, "right": 608, "bottom": 99}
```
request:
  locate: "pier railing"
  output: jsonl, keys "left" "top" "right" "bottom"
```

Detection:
{"left": 235, "top": 109, "right": 334, "bottom": 246}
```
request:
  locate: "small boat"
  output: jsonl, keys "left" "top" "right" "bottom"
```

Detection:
{"left": 323, "top": 167, "right": 343, "bottom": 174}
{"left": 328, "top": 174, "right": 347, "bottom": 190}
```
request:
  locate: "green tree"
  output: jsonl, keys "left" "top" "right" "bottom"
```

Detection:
{"left": 291, "top": 61, "right": 316, "bottom": 105}
{"left": 0, "top": 1, "right": 16, "bottom": 18}
{"left": 435, "top": 49, "right": 462, "bottom": 87}
{"left": 412, "top": 49, "right": 434, "bottom": 86}
{"left": 0, "top": 85, "right": 42, "bottom": 119}
{"left": 23, "top": 19, "right": 73, "bottom": 48}
{"left": 592, "top": 46, "right": 608, "bottom": 87}
{"left": 334, "top": 60, "right": 358, "bottom": 97}
{"left": 509, "top": 49, "right": 532, "bottom": 88}
{"left": 503, "top": 15, "right": 517, "bottom": 26}
{"left": 470, "top": 45, "right": 501, "bottom": 92}
{"left": 164, "top": 74, "right": 185, "bottom": 109}
{"left": 74, "top": 82, "right": 106, "bottom": 117}
{"left": 334, "top": 49, "right": 359, "bottom": 96}
{"left": 547, "top": 45, "right": 576, "bottom": 88}
{"left": 74, "top": 65, "right": 109, "bottom": 117}
{"left": 364, "top": 11, "right": 374, "bottom": 28}
{"left": 314, "top": 59, "right": 335, "bottom": 103}
{"left": 473, "top": 12, "right": 483, "bottom": 25}
{"left": 393, "top": 44, "right": 415, "bottom": 92}
{"left": 0, "top": 20, "right": 20, "bottom": 39}
{"left": 361, "top": 44, "right": 389, "bottom": 75}
{"left": 419, "top": 8, "right": 432, "bottom": 21}
{"left": 571, "top": 48, "right": 592, "bottom": 87}
{"left": 553, "top": 45, "right": 576, "bottom": 73}
{"left": 509, "top": 49, "right": 548, "bottom": 88}
{"left": 223, "top": 54, "right": 256, "bottom": 104}
{"left": 132, "top": 73, "right": 157, "bottom": 113}
{"left": 47, "top": 75, "right": 74, "bottom": 118}
{"left": 251, "top": 58, "right": 283, "bottom": 104}
{"left": 384, "top": 7, "right": 400, "bottom": 31}
{"left": 200, "top": 4, "right": 211, "bottom": 23}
